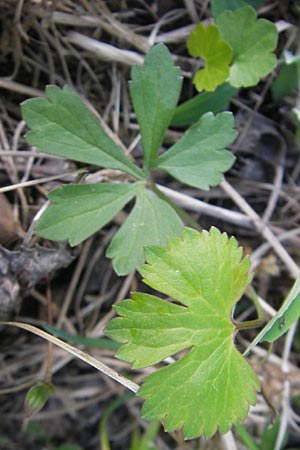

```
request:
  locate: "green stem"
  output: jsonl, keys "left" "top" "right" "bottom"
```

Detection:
{"left": 234, "top": 285, "right": 265, "bottom": 331}
{"left": 99, "top": 392, "right": 134, "bottom": 450}
{"left": 234, "top": 318, "right": 263, "bottom": 331}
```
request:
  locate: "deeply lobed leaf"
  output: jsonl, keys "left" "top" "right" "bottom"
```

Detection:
{"left": 156, "top": 112, "right": 236, "bottom": 190}
{"left": 21, "top": 86, "right": 143, "bottom": 179}
{"left": 130, "top": 44, "right": 182, "bottom": 170}
{"left": 105, "top": 227, "right": 260, "bottom": 439}
{"left": 106, "top": 186, "right": 183, "bottom": 275}
{"left": 37, "top": 183, "right": 140, "bottom": 245}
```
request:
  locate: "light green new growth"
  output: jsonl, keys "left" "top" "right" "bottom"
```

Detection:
{"left": 187, "top": 24, "right": 232, "bottom": 92}
{"left": 105, "top": 227, "right": 260, "bottom": 439}
{"left": 216, "top": 6, "right": 278, "bottom": 87}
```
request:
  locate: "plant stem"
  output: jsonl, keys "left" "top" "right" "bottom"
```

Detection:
{"left": 234, "top": 286, "right": 265, "bottom": 331}
{"left": 234, "top": 318, "right": 263, "bottom": 331}
{"left": 99, "top": 392, "right": 134, "bottom": 450}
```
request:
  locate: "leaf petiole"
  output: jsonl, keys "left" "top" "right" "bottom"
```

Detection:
{"left": 234, "top": 318, "right": 263, "bottom": 331}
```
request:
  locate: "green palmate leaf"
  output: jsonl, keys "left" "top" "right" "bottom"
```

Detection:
{"left": 211, "top": 0, "right": 263, "bottom": 19}
{"left": 21, "top": 85, "right": 143, "bottom": 180}
{"left": 130, "top": 44, "right": 182, "bottom": 170}
{"left": 187, "top": 24, "right": 233, "bottom": 92}
{"left": 216, "top": 6, "right": 278, "bottom": 87}
{"left": 106, "top": 186, "right": 183, "bottom": 275}
{"left": 156, "top": 112, "right": 236, "bottom": 190}
{"left": 37, "top": 182, "right": 140, "bottom": 245}
{"left": 105, "top": 227, "right": 260, "bottom": 439}
{"left": 171, "top": 83, "right": 237, "bottom": 126}
{"left": 245, "top": 277, "right": 300, "bottom": 355}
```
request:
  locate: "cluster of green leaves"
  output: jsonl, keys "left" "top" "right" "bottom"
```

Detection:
{"left": 187, "top": 4, "right": 278, "bottom": 92}
{"left": 22, "top": 44, "right": 236, "bottom": 275}
{"left": 20, "top": 2, "right": 299, "bottom": 442}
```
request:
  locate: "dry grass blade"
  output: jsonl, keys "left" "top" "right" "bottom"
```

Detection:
{"left": 1, "top": 321, "right": 139, "bottom": 394}
{"left": 66, "top": 32, "right": 144, "bottom": 66}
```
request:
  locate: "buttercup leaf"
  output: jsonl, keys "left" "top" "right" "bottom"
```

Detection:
{"left": 211, "top": 0, "right": 263, "bottom": 19}
{"left": 130, "top": 44, "right": 182, "bottom": 169}
{"left": 21, "top": 85, "right": 143, "bottom": 179}
{"left": 106, "top": 186, "right": 183, "bottom": 275}
{"left": 216, "top": 6, "right": 278, "bottom": 87}
{"left": 105, "top": 227, "right": 260, "bottom": 439}
{"left": 187, "top": 24, "right": 232, "bottom": 92}
{"left": 155, "top": 112, "right": 236, "bottom": 190}
{"left": 37, "top": 183, "right": 140, "bottom": 245}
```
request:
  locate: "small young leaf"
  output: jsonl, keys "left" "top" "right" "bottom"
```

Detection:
{"left": 130, "top": 44, "right": 182, "bottom": 170}
{"left": 171, "top": 83, "right": 237, "bottom": 126}
{"left": 187, "top": 24, "right": 233, "bottom": 92}
{"left": 156, "top": 112, "right": 236, "bottom": 190}
{"left": 216, "top": 6, "right": 278, "bottom": 87}
{"left": 21, "top": 86, "right": 143, "bottom": 179}
{"left": 105, "top": 227, "right": 260, "bottom": 439}
{"left": 37, "top": 183, "right": 139, "bottom": 245}
{"left": 211, "top": 0, "right": 263, "bottom": 19}
{"left": 245, "top": 277, "right": 300, "bottom": 355}
{"left": 106, "top": 186, "right": 183, "bottom": 275}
